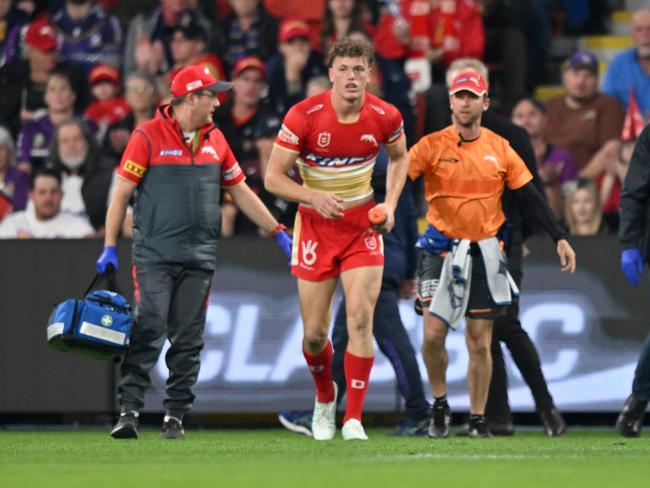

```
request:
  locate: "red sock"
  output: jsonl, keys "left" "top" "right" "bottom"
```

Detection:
{"left": 303, "top": 341, "right": 335, "bottom": 403}
{"left": 343, "top": 351, "right": 374, "bottom": 423}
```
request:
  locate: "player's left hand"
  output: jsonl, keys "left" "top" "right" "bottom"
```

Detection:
{"left": 371, "top": 203, "right": 395, "bottom": 234}
{"left": 274, "top": 230, "right": 293, "bottom": 265}
{"left": 556, "top": 239, "right": 576, "bottom": 273}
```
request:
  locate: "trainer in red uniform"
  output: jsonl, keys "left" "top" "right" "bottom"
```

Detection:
{"left": 265, "top": 37, "right": 410, "bottom": 441}
{"left": 96, "top": 65, "right": 292, "bottom": 440}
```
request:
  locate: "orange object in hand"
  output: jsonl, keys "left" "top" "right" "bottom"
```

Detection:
{"left": 368, "top": 206, "right": 386, "bottom": 226}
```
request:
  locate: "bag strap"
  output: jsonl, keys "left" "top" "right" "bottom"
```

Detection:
{"left": 84, "top": 268, "right": 121, "bottom": 296}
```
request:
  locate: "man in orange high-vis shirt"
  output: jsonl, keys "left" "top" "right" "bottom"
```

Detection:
{"left": 408, "top": 71, "right": 576, "bottom": 438}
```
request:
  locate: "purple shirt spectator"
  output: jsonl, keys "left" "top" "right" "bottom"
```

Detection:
{"left": 2, "top": 166, "right": 30, "bottom": 211}
{"left": 17, "top": 115, "right": 55, "bottom": 169}
{"left": 0, "top": 24, "right": 23, "bottom": 67}
{"left": 541, "top": 145, "right": 578, "bottom": 185}
{"left": 52, "top": 1, "right": 122, "bottom": 72}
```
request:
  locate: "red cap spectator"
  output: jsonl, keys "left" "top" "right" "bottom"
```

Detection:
{"left": 278, "top": 19, "right": 310, "bottom": 43}
{"left": 170, "top": 65, "right": 232, "bottom": 97}
{"left": 448, "top": 71, "right": 488, "bottom": 97}
{"left": 25, "top": 19, "right": 57, "bottom": 52}
{"left": 89, "top": 64, "right": 121, "bottom": 85}
{"left": 232, "top": 56, "right": 267, "bottom": 79}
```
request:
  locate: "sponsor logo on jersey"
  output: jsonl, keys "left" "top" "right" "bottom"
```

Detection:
{"left": 351, "top": 379, "right": 366, "bottom": 389}
{"left": 360, "top": 134, "right": 378, "bottom": 147}
{"left": 160, "top": 149, "right": 183, "bottom": 156}
{"left": 123, "top": 159, "right": 147, "bottom": 178}
{"left": 201, "top": 145, "right": 219, "bottom": 158}
{"left": 317, "top": 132, "right": 331, "bottom": 148}
{"left": 278, "top": 124, "right": 299, "bottom": 145}
{"left": 305, "top": 153, "right": 371, "bottom": 167}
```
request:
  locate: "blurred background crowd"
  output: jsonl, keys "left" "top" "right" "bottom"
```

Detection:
{"left": 0, "top": 0, "right": 646, "bottom": 240}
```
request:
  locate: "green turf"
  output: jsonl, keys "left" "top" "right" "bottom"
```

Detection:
{"left": 1, "top": 428, "right": 649, "bottom": 487}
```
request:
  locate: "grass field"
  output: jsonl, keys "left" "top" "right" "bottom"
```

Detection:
{"left": 2, "top": 428, "right": 650, "bottom": 487}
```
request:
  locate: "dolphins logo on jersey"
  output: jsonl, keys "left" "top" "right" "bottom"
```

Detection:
{"left": 360, "top": 134, "right": 378, "bottom": 147}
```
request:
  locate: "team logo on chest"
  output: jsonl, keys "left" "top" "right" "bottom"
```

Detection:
{"left": 201, "top": 145, "right": 219, "bottom": 159}
{"left": 317, "top": 132, "right": 331, "bottom": 148}
{"left": 360, "top": 134, "right": 378, "bottom": 147}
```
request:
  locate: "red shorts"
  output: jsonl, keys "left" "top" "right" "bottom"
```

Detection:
{"left": 291, "top": 201, "right": 384, "bottom": 281}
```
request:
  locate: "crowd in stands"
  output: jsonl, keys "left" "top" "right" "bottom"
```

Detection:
{"left": 0, "top": 0, "right": 646, "bottom": 240}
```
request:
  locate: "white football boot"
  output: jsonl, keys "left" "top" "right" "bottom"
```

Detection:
{"left": 342, "top": 418, "right": 368, "bottom": 441}
{"left": 311, "top": 382, "right": 338, "bottom": 441}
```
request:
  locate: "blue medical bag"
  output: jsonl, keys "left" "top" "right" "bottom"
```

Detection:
{"left": 47, "top": 272, "right": 132, "bottom": 362}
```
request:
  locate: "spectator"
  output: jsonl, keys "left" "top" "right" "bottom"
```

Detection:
{"left": 545, "top": 50, "right": 624, "bottom": 174}
{"left": 0, "top": 0, "right": 29, "bottom": 67}
{"left": 84, "top": 64, "right": 130, "bottom": 140}
{"left": 371, "top": 1, "right": 414, "bottom": 143}
{"left": 563, "top": 178, "right": 604, "bottom": 236}
{"left": 0, "top": 167, "right": 94, "bottom": 238}
{"left": 602, "top": 7, "right": 650, "bottom": 118}
{"left": 104, "top": 72, "right": 158, "bottom": 161}
{"left": 16, "top": 70, "right": 79, "bottom": 172}
{"left": 165, "top": 11, "right": 226, "bottom": 99}
{"left": 319, "top": 0, "right": 366, "bottom": 55}
{"left": 419, "top": 0, "right": 485, "bottom": 82}
{"left": 511, "top": 97, "right": 578, "bottom": 218}
{"left": 219, "top": 0, "right": 278, "bottom": 72}
{"left": 48, "top": 118, "right": 114, "bottom": 230}
{"left": 0, "top": 126, "right": 30, "bottom": 216}
{"left": 215, "top": 56, "right": 286, "bottom": 236}
{"left": 0, "top": 17, "right": 89, "bottom": 139}
{"left": 585, "top": 137, "right": 636, "bottom": 232}
{"left": 123, "top": 0, "right": 213, "bottom": 79}
{"left": 267, "top": 18, "right": 326, "bottom": 116}
{"left": 51, "top": 0, "right": 122, "bottom": 72}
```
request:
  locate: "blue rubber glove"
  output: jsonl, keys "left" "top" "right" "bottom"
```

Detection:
{"left": 621, "top": 247, "right": 644, "bottom": 287}
{"left": 96, "top": 246, "right": 119, "bottom": 274}
{"left": 274, "top": 230, "right": 293, "bottom": 264}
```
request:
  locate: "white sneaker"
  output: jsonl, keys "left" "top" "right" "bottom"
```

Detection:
{"left": 311, "top": 382, "right": 338, "bottom": 441}
{"left": 342, "top": 418, "right": 368, "bottom": 441}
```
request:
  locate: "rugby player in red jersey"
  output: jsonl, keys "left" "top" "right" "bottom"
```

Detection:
{"left": 265, "top": 37, "right": 410, "bottom": 441}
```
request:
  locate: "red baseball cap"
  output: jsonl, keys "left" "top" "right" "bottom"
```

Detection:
{"left": 89, "top": 64, "right": 120, "bottom": 85}
{"left": 25, "top": 18, "right": 58, "bottom": 52}
{"left": 448, "top": 71, "right": 488, "bottom": 97}
{"left": 170, "top": 65, "right": 232, "bottom": 97}
{"left": 278, "top": 19, "right": 310, "bottom": 43}
{"left": 232, "top": 56, "right": 267, "bottom": 79}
